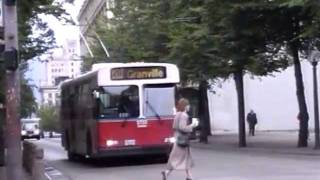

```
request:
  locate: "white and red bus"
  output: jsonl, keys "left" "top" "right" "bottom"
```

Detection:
{"left": 60, "top": 63, "right": 179, "bottom": 160}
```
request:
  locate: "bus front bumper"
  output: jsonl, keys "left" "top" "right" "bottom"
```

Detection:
{"left": 92, "top": 145, "right": 172, "bottom": 158}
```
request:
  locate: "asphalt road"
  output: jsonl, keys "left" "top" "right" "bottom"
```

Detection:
{"left": 34, "top": 138, "right": 320, "bottom": 180}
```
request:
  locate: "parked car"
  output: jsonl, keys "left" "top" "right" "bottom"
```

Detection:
{"left": 21, "top": 118, "right": 41, "bottom": 140}
{"left": 43, "top": 131, "right": 61, "bottom": 138}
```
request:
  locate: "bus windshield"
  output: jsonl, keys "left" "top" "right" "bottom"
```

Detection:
{"left": 97, "top": 85, "right": 139, "bottom": 119}
{"left": 144, "top": 85, "right": 175, "bottom": 117}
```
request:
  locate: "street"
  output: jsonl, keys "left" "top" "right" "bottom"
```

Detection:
{"left": 34, "top": 136, "right": 320, "bottom": 180}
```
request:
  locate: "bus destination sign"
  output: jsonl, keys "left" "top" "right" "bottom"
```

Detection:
{"left": 111, "top": 66, "right": 166, "bottom": 80}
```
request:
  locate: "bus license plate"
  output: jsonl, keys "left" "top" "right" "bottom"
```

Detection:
{"left": 124, "top": 139, "right": 136, "bottom": 146}
{"left": 137, "top": 119, "right": 148, "bottom": 128}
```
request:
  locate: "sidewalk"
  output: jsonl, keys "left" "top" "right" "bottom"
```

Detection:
{"left": 0, "top": 166, "right": 32, "bottom": 180}
{"left": 192, "top": 130, "right": 320, "bottom": 156}
{"left": 0, "top": 166, "right": 5, "bottom": 180}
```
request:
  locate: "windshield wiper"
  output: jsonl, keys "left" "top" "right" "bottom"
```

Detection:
{"left": 145, "top": 100, "right": 162, "bottom": 123}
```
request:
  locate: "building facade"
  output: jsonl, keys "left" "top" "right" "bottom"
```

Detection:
{"left": 39, "top": 39, "right": 81, "bottom": 106}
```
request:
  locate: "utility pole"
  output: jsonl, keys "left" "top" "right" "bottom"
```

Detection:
{"left": 0, "top": 0, "right": 5, "bottom": 167}
{"left": 308, "top": 51, "right": 320, "bottom": 149}
{"left": 4, "top": 0, "right": 22, "bottom": 179}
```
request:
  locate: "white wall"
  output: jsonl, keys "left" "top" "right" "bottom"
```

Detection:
{"left": 209, "top": 61, "right": 318, "bottom": 132}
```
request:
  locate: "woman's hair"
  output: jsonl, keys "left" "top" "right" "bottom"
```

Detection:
{"left": 176, "top": 98, "right": 189, "bottom": 112}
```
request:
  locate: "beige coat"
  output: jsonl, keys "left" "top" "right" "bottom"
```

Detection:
{"left": 167, "top": 111, "right": 194, "bottom": 170}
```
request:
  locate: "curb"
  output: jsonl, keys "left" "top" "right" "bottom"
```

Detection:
{"left": 191, "top": 142, "right": 320, "bottom": 157}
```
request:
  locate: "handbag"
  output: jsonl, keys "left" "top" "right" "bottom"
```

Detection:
{"left": 175, "top": 114, "right": 190, "bottom": 148}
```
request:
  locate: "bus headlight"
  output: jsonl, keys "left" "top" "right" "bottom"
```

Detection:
{"left": 21, "top": 130, "right": 27, "bottom": 136}
{"left": 165, "top": 137, "right": 176, "bottom": 143}
{"left": 106, "top": 140, "right": 119, "bottom": 147}
{"left": 34, "top": 129, "right": 40, "bottom": 135}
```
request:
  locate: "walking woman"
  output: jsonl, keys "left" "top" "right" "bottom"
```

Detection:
{"left": 161, "top": 98, "right": 198, "bottom": 180}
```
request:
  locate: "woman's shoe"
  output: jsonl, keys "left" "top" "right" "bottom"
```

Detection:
{"left": 186, "top": 178, "right": 192, "bottom": 180}
{"left": 161, "top": 171, "right": 167, "bottom": 180}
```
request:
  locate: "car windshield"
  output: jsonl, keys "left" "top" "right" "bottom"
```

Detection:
{"left": 144, "top": 85, "right": 175, "bottom": 117}
{"left": 22, "top": 122, "right": 39, "bottom": 130}
{"left": 97, "top": 85, "right": 139, "bottom": 119}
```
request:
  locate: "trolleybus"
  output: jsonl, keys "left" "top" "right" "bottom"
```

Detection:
{"left": 60, "top": 63, "right": 180, "bottom": 160}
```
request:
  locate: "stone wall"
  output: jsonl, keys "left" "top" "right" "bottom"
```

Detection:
{"left": 22, "top": 141, "right": 46, "bottom": 180}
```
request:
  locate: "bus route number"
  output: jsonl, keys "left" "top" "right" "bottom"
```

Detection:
{"left": 137, "top": 119, "right": 148, "bottom": 128}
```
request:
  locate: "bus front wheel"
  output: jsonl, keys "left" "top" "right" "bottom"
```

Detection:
{"left": 86, "top": 133, "right": 92, "bottom": 157}
{"left": 67, "top": 151, "right": 77, "bottom": 161}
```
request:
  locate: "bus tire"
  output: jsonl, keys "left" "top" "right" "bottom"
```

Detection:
{"left": 162, "top": 153, "right": 169, "bottom": 162}
{"left": 86, "top": 133, "right": 92, "bottom": 157}
{"left": 65, "top": 130, "right": 70, "bottom": 149}
{"left": 65, "top": 131, "right": 77, "bottom": 161}
{"left": 67, "top": 151, "right": 77, "bottom": 161}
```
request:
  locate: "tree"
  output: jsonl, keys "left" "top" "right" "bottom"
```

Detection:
{"left": 82, "top": 0, "right": 299, "bottom": 147}
{"left": 0, "top": 0, "right": 70, "bottom": 166}
{"left": 82, "top": 0, "right": 216, "bottom": 142}
{"left": 38, "top": 105, "right": 59, "bottom": 132}
{"left": 201, "top": 1, "right": 290, "bottom": 146}
{"left": 20, "top": 78, "right": 38, "bottom": 118}
{"left": 81, "top": 0, "right": 173, "bottom": 72}
{"left": 16, "top": 0, "right": 70, "bottom": 116}
{"left": 258, "top": 0, "right": 320, "bottom": 147}
{"left": 218, "top": 0, "right": 320, "bottom": 147}
{"left": 18, "top": 0, "right": 70, "bottom": 61}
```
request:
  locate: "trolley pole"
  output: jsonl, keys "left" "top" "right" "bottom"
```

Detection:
{"left": 4, "top": 0, "right": 22, "bottom": 179}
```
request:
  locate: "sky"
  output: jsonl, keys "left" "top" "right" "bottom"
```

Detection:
{"left": 25, "top": 0, "right": 84, "bottom": 102}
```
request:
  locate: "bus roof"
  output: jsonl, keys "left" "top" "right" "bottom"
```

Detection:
{"left": 61, "top": 62, "right": 180, "bottom": 87}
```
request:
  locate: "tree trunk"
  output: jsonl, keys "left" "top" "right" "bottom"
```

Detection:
{"left": 0, "top": 66, "right": 4, "bottom": 166}
{"left": 198, "top": 80, "right": 211, "bottom": 143}
{"left": 234, "top": 70, "right": 246, "bottom": 147}
{"left": 290, "top": 42, "right": 309, "bottom": 147}
{"left": 0, "top": 101, "right": 4, "bottom": 166}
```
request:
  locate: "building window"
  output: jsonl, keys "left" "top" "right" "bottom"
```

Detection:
{"left": 48, "top": 93, "right": 52, "bottom": 98}
{"left": 106, "top": 0, "right": 115, "bottom": 9}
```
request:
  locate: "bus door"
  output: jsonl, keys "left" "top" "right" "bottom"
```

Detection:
{"left": 143, "top": 84, "right": 176, "bottom": 144}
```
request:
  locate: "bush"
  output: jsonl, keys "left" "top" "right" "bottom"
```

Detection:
{"left": 38, "top": 105, "right": 60, "bottom": 132}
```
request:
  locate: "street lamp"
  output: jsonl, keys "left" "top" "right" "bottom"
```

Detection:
{"left": 308, "top": 50, "right": 320, "bottom": 149}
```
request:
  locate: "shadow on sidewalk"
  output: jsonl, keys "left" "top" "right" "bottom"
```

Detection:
{"left": 0, "top": 166, "right": 32, "bottom": 180}
{"left": 192, "top": 131, "right": 320, "bottom": 156}
{"left": 0, "top": 166, "right": 5, "bottom": 180}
